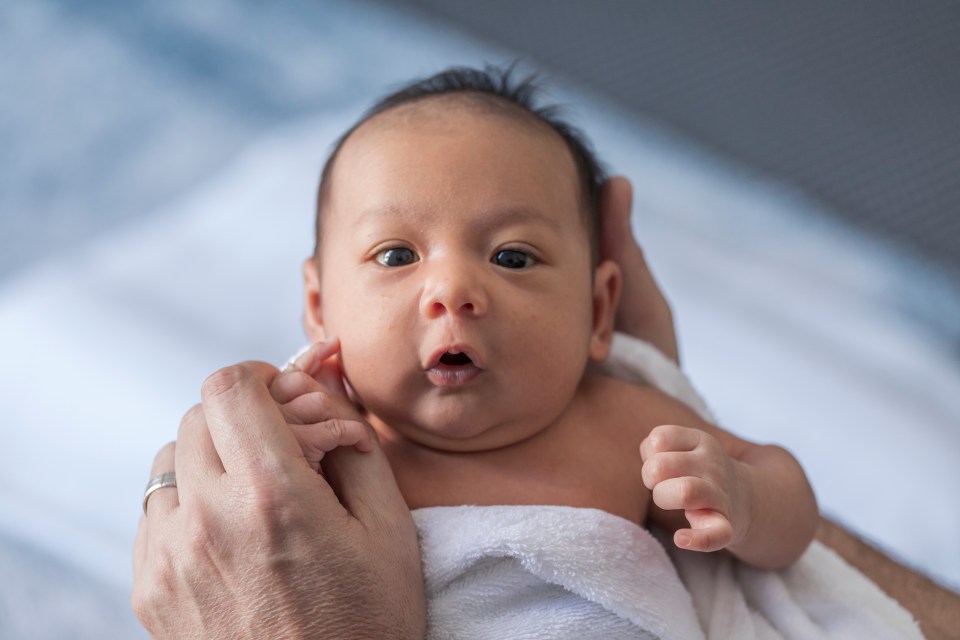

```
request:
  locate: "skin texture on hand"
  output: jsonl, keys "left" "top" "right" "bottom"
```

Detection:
{"left": 132, "top": 361, "right": 426, "bottom": 640}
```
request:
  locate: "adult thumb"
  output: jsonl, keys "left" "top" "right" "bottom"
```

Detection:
{"left": 599, "top": 176, "right": 635, "bottom": 260}
{"left": 320, "top": 429, "right": 410, "bottom": 527}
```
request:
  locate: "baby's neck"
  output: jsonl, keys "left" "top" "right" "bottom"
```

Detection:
{"left": 362, "top": 373, "right": 651, "bottom": 525}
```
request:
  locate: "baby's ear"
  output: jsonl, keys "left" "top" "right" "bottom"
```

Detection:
{"left": 589, "top": 260, "right": 622, "bottom": 362}
{"left": 302, "top": 257, "right": 327, "bottom": 342}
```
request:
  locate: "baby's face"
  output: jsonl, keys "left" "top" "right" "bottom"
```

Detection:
{"left": 304, "top": 104, "right": 618, "bottom": 452}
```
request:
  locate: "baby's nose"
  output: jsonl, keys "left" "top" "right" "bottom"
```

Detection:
{"left": 420, "top": 261, "right": 488, "bottom": 319}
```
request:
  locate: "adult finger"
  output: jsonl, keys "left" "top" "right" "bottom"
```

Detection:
{"left": 201, "top": 361, "right": 302, "bottom": 475}
{"left": 143, "top": 441, "right": 179, "bottom": 518}
{"left": 134, "top": 441, "right": 176, "bottom": 580}
{"left": 599, "top": 175, "right": 634, "bottom": 263}
{"left": 640, "top": 424, "right": 701, "bottom": 460}
{"left": 321, "top": 428, "right": 409, "bottom": 525}
{"left": 175, "top": 403, "right": 224, "bottom": 500}
{"left": 600, "top": 176, "right": 680, "bottom": 364}
{"left": 132, "top": 513, "right": 148, "bottom": 586}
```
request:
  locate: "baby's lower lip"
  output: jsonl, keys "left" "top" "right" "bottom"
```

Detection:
{"left": 426, "top": 363, "right": 482, "bottom": 387}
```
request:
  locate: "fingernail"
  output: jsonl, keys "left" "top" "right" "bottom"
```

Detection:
{"left": 676, "top": 533, "right": 691, "bottom": 548}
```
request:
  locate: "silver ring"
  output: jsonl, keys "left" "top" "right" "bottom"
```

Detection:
{"left": 142, "top": 471, "right": 177, "bottom": 515}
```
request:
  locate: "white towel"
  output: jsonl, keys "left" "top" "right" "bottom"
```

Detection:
{"left": 411, "top": 332, "right": 924, "bottom": 639}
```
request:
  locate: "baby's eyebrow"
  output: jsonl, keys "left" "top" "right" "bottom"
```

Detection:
{"left": 352, "top": 204, "right": 428, "bottom": 228}
{"left": 470, "top": 206, "right": 562, "bottom": 235}
{"left": 353, "top": 203, "right": 562, "bottom": 234}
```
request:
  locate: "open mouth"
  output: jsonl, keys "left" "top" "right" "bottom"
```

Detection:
{"left": 427, "top": 348, "right": 483, "bottom": 387}
{"left": 439, "top": 351, "right": 473, "bottom": 366}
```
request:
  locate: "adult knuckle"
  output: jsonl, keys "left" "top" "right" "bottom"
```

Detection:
{"left": 202, "top": 365, "right": 249, "bottom": 399}
{"left": 177, "top": 403, "right": 204, "bottom": 435}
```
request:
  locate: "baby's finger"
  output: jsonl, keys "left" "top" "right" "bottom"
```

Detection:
{"left": 284, "top": 339, "right": 348, "bottom": 398}
{"left": 651, "top": 476, "right": 725, "bottom": 514}
{"left": 641, "top": 451, "right": 705, "bottom": 490}
{"left": 291, "top": 419, "right": 373, "bottom": 472}
{"left": 640, "top": 424, "right": 701, "bottom": 461}
{"left": 674, "top": 511, "right": 734, "bottom": 552}
{"left": 270, "top": 369, "right": 324, "bottom": 405}
{"left": 289, "top": 338, "right": 340, "bottom": 378}
{"left": 282, "top": 390, "right": 362, "bottom": 427}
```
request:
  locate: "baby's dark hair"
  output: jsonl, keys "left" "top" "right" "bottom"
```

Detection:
{"left": 313, "top": 63, "right": 607, "bottom": 262}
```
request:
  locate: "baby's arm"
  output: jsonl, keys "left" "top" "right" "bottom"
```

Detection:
{"left": 641, "top": 393, "right": 818, "bottom": 570}
{"left": 269, "top": 340, "right": 373, "bottom": 472}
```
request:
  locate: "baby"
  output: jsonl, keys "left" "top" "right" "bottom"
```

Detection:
{"left": 271, "top": 65, "right": 818, "bottom": 569}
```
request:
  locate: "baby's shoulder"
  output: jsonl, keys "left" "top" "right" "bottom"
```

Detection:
{"left": 576, "top": 372, "right": 706, "bottom": 437}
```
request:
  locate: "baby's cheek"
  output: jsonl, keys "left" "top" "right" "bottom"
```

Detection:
{"left": 339, "top": 342, "right": 405, "bottom": 409}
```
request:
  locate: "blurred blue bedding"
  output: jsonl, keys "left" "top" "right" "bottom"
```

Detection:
{"left": 2, "top": 1, "right": 958, "bottom": 637}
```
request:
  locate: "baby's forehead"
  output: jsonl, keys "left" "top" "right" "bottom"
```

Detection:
{"left": 345, "top": 113, "right": 576, "bottom": 203}
{"left": 346, "top": 96, "right": 566, "bottom": 164}
{"left": 314, "top": 94, "right": 595, "bottom": 258}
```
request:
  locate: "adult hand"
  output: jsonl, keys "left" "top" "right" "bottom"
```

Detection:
{"left": 599, "top": 176, "right": 679, "bottom": 364}
{"left": 132, "top": 360, "right": 426, "bottom": 639}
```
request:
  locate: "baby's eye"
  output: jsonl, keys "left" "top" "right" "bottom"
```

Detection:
{"left": 492, "top": 249, "right": 535, "bottom": 270}
{"left": 376, "top": 247, "right": 418, "bottom": 267}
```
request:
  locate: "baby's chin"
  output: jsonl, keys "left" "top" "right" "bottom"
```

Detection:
{"left": 368, "top": 409, "right": 545, "bottom": 454}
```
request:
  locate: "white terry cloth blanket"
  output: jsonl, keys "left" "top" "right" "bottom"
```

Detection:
{"left": 411, "top": 332, "right": 923, "bottom": 640}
